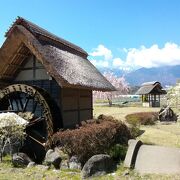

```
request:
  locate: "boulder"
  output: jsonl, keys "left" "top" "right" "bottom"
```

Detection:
{"left": 12, "top": 152, "right": 32, "bottom": 167}
{"left": 27, "top": 161, "right": 36, "bottom": 168}
{"left": 81, "top": 154, "right": 116, "bottom": 178}
{"left": 159, "top": 106, "right": 177, "bottom": 122}
{"left": 44, "top": 149, "right": 62, "bottom": 169}
{"left": 69, "top": 156, "right": 81, "bottom": 170}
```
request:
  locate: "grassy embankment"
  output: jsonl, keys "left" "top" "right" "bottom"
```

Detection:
{"left": 1, "top": 105, "right": 180, "bottom": 179}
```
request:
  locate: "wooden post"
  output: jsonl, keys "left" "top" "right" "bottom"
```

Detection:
{"left": 33, "top": 55, "right": 36, "bottom": 81}
{"left": 77, "top": 89, "right": 80, "bottom": 124}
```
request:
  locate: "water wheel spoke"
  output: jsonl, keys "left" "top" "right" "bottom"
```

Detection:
{"left": 8, "top": 97, "right": 13, "bottom": 110}
{"left": 27, "top": 135, "right": 46, "bottom": 147}
{"left": 27, "top": 117, "right": 45, "bottom": 127}
{"left": 22, "top": 96, "right": 30, "bottom": 112}
{"left": 17, "top": 93, "right": 24, "bottom": 110}
{"left": 32, "top": 101, "right": 37, "bottom": 113}
{"left": 14, "top": 98, "right": 20, "bottom": 111}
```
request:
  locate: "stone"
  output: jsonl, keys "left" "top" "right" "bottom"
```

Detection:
{"left": 122, "top": 170, "right": 130, "bottom": 176}
{"left": 27, "top": 161, "right": 36, "bottom": 168}
{"left": 36, "top": 164, "right": 50, "bottom": 171}
{"left": 124, "top": 139, "right": 142, "bottom": 168}
{"left": 135, "top": 145, "right": 180, "bottom": 174}
{"left": 44, "top": 149, "right": 62, "bottom": 169}
{"left": 12, "top": 152, "right": 32, "bottom": 167}
{"left": 69, "top": 156, "right": 81, "bottom": 170}
{"left": 60, "top": 159, "right": 69, "bottom": 169}
{"left": 81, "top": 154, "right": 116, "bottom": 178}
{"left": 159, "top": 106, "right": 177, "bottom": 122}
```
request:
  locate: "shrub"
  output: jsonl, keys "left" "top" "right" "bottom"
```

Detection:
{"left": 0, "top": 113, "right": 26, "bottom": 161}
{"left": 108, "top": 144, "right": 127, "bottom": 162}
{"left": 125, "top": 112, "right": 158, "bottom": 126}
{"left": 52, "top": 115, "right": 131, "bottom": 164}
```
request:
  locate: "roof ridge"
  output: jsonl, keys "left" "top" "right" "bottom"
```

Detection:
{"left": 5, "top": 16, "right": 88, "bottom": 57}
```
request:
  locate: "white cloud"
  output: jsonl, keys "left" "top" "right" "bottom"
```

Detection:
{"left": 113, "top": 58, "right": 124, "bottom": 67}
{"left": 89, "top": 44, "right": 113, "bottom": 60}
{"left": 90, "top": 59, "right": 109, "bottom": 67}
{"left": 126, "top": 42, "right": 180, "bottom": 68}
{"left": 89, "top": 42, "right": 180, "bottom": 70}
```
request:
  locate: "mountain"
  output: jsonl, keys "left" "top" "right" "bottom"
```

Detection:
{"left": 97, "top": 65, "right": 180, "bottom": 86}
{"left": 125, "top": 65, "right": 180, "bottom": 86}
{"left": 98, "top": 67, "right": 126, "bottom": 77}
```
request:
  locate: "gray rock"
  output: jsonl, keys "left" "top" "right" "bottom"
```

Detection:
{"left": 61, "top": 160, "right": 69, "bottom": 169}
{"left": 81, "top": 154, "right": 116, "bottom": 178}
{"left": 36, "top": 164, "right": 50, "bottom": 171}
{"left": 44, "top": 149, "right": 62, "bottom": 169}
{"left": 12, "top": 152, "right": 32, "bottom": 167}
{"left": 27, "top": 161, "right": 36, "bottom": 168}
{"left": 69, "top": 156, "right": 81, "bottom": 170}
{"left": 124, "top": 139, "right": 142, "bottom": 168}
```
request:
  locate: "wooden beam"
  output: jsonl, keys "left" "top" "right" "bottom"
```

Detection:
{"left": 0, "top": 74, "right": 14, "bottom": 79}
{"left": 17, "top": 52, "right": 29, "bottom": 58}
{"left": 7, "top": 64, "right": 21, "bottom": 68}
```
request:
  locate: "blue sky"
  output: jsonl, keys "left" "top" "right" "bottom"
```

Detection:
{"left": 1, "top": 0, "right": 180, "bottom": 70}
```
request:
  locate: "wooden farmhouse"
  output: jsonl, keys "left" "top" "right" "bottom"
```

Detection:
{"left": 136, "top": 81, "right": 166, "bottom": 107}
{"left": 0, "top": 17, "right": 115, "bottom": 131}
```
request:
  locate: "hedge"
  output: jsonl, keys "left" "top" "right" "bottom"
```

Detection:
{"left": 52, "top": 115, "right": 131, "bottom": 164}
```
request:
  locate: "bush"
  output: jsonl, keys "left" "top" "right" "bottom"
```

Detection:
{"left": 108, "top": 144, "right": 127, "bottom": 162}
{"left": 125, "top": 112, "right": 158, "bottom": 126}
{"left": 52, "top": 115, "right": 131, "bottom": 164}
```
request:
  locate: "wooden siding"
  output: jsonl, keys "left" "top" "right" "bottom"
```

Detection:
{"left": 62, "top": 88, "right": 92, "bottom": 128}
{"left": 15, "top": 55, "right": 50, "bottom": 81}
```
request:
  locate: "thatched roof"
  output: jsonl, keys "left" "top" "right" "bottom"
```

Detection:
{"left": 136, "top": 81, "right": 166, "bottom": 95}
{"left": 0, "top": 17, "right": 115, "bottom": 91}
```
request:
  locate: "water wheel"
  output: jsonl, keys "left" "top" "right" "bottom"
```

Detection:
{"left": 0, "top": 84, "right": 62, "bottom": 162}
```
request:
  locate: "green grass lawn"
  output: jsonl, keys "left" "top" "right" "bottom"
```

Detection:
{"left": 1, "top": 105, "right": 180, "bottom": 179}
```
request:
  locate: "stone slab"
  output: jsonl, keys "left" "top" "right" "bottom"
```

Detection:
{"left": 124, "top": 139, "right": 142, "bottom": 168}
{"left": 135, "top": 145, "right": 180, "bottom": 174}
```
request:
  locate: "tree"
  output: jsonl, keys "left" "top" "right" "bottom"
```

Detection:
{"left": 166, "top": 82, "right": 180, "bottom": 112}
{"left": 0, "top": 113, "right": 27, "bottom": 161}
{"left": 93, "top": 72, "right": 130, "bottom": 106}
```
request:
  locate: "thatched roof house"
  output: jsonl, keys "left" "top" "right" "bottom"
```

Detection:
{"left": 0, "top": 17, "right": 116, "bottom": 161}
{"left": 0, "top": 17, "right": 115, "bottom": 129}
{"left": 136, "top": 81, "right": 166, "bottom": 107}
{"left": 0, "top": 17, "right": 115, "bottom": 91}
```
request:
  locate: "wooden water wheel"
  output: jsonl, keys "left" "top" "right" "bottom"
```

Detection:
{"left": 0, "top": 84, "right": 62, "bottom": 162}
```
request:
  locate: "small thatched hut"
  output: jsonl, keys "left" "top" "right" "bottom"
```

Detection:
{"left": 136, "top": 81, "right": 166, "bottom": 107}
{"left": 0, "top": 17, "right": 115, "bottom": 129}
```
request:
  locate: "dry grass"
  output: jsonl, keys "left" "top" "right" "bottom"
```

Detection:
{"left": 138, "top": 122, "right": 180, "bottom": 148}
{"left": 94, "top": 105, "right": 180, "bottom": 148}
{"left": 93, "top": 105, "right": 160, "bottom": 120}
{"left": 94, "top": 105, "right": 180, "bottom": 179}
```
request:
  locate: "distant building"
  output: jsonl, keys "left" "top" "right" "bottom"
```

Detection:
{"left": 136, "top": 81, "right": 166, "bottom": 107}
